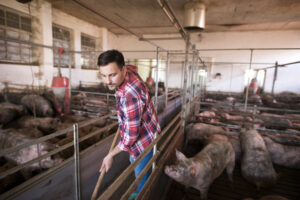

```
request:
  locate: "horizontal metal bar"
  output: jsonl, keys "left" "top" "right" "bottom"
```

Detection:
{"left": 196, "top": 101, "right": 300, "bottom": 113}
{"left": 0, "top": 113, "right": 115, "bottom": 157}
{"left": 262, "top": 60, "right": 300, "bottom": 70}
{"left": 171, "top": 61, "right": 274, "bottom": 65}
{"left": 198, "top": 108, "right": 300, "bottom": 121}
{"left": 201, "top": 121, "right": 300, "bottom": 138}
{"left": 206, "top": 61, "right": 274, "bottom": 65}
{"left": 197, "top": 48, "right": 300, "bottom": 51}
{"left": 0, "top": 37, "right": 54, "bottom": 50}
{"left": 140, "top": 37, "right": 182, "bottom": 41}
{"left": 72, "top": 90, "right": 115, "bottom": 97}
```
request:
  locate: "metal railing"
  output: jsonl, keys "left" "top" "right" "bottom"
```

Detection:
{"left": 97, "top": 110, "right": 183, "bottom": 200}
{"left": 0, "top": 112, "right": 117, "bottom": 200}
{"left": 191, "top": 101, "right": 300, "bottom": 145}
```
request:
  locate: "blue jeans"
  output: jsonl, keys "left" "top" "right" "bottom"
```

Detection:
{"left": 129, "top": 149, "right": 153, "bottom": 193}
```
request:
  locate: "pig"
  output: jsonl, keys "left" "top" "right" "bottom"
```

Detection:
{"left": 71, "top": 92, "right": 87, "bottom": 106}
{"left": 21, "top": 94, "right": 54, "bottom": 117}
{"left": 259, "top": 195, "right": 289, "bottom": 200}
{"left": 284, "top": 113, "right": 300, "bottom": 124}
{"left": 221, "top": 113, "right": 252, "bottom": 122}
{"left": 195, "top": 111, "right": 216, "bottom": 123}
{"left": 185, "top": 123, "right": 226, "bottom": 142}
{"left": 259, "top": 113, "right": 292, "bottom": 130}
{"left": 243, "top": 195, "right": 289, "bottom": 200}
{"left": 0, "top": 129, "right": 63, "bottom": 171}
{"left": 267, "top": 135, "right": 300, "bottom": 146}
{"left": 226, "top": 96, "right": 235, "bottom": 103}
{"left": 228, "top": 135, "right": 242, "bottom": 161}
{"left": 85, "top": 98, "right": 107, "bottom": 106}
{"left": 240, "top": 129, "right": 277, "bottom": 188}
{"left": 261, "top": 94, "right": 282, "bottom": 108}
{"left": 247, "top": 94, "right": 263, "bottom": 105}
{"left": 18, "top": 127, "right": 44, "bottom": 138}
{"left": 0, "top": 102, "right": 24, "bottom": 125}
{"left": 218, "top": 112, "right": 261, "bottom": 129}
{"left": 165, "top": 134, "right": 235, "bottom": 200}
{"left": 263, "top": 137, "right": 300, "bottom": 169}
{"left": 292, "top": 123, "right": 300, "bottom": 129}
{"left": 12, "top": 116, "right": 60, "bottom": 134}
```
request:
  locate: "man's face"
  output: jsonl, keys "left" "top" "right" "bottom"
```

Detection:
{"left": 99, "top": 62, "right": 126, "bottom": 90}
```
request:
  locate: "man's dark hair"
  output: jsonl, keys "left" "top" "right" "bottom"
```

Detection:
{"left": 97, "top": 49, "right": 125, "bottom": 70}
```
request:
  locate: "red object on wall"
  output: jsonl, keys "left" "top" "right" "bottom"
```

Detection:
{"left": 58, "top": 48, "right": 64, "bottom": 55}
{"left": 51, "top": 76, "right": 69, "bottom": 115}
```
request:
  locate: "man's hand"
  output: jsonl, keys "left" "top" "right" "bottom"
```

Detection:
{"left": 99, "top": 153, "right": 113, "bottom": 173}
{"left": 99, "top": 146, "right": 122, "bottom": 173}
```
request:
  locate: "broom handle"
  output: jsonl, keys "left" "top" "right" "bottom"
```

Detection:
{"left": 91, "top": 128, "right": 120, "bottom": 200}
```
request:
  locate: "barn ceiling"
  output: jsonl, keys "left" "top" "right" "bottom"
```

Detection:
{"left": 51, "top": 0, "right": 300, "bottom": 36}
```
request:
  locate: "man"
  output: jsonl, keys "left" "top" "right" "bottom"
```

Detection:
{"left": 98, "top": 50, "right": 161, "bottom": 198}
{"left": 249, "top": 78, "right": 259, "bottom": 95}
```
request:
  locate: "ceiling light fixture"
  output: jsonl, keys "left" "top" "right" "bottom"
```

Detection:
{"left": 184, "top": 0, "right": 206, "bottom": 30}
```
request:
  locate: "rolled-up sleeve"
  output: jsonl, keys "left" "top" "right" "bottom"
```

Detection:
{"left": 117, "top": 93, "right": 144, "bottom": 154}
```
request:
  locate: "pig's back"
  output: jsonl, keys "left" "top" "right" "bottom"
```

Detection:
{"left": 240, "top": 129, "right": 277, "bottom": 187}
{"left": 194, "top": 137, "right": 234, "bottom": 179}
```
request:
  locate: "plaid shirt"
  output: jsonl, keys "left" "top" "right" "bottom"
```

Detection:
{"left": 115, "top": 67, "right": 161, "bottom": 159}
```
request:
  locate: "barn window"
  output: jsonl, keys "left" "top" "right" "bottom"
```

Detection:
{"left": 52, "top": 24, "right": 73, "bottom": 68}
{"left": 81, "top": 34, "right": 97, "bottom": 69}
{"left": 0, "top": 6, "right": 33, "bottom": 64}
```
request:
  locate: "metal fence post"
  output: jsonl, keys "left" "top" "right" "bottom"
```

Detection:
{"left": 73, "top": 123, "right": 81, "bottom": 200}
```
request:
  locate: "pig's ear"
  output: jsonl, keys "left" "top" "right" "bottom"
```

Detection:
{"left": 175, "top": 149, "right": 186, "bottom": 160}
{"left": 189, "top": 166, "right": 196, "bottom": 177}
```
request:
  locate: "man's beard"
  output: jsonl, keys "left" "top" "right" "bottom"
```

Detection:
{"left": 107, "top": 84, "right": 116, "bottom": 90}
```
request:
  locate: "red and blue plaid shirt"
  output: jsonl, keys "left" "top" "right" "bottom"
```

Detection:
{"left": 115, "top": 67, "right": 161, "bottom": 159}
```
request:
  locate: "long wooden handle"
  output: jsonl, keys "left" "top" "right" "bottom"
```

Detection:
{"left": 91, "top": 128, "right": 120, "bottom": 200}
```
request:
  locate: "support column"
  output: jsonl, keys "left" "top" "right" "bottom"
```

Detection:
{"left": 182, "top": 34, "right": 190, "bottom": 133}
{"left": 244, "top": 49, "right": 253, "bottom": 111}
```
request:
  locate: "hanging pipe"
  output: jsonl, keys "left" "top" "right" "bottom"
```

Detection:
{"left": 182, "top": 33, "right": 190, "bottom": 133}
{"left": 152, "top": 47, "right": 160, "bottom": 170}
{"left": 244, "top": 49, "right": 253, "bottom": 111}
{"left": 157, "top": 0, "right": 187, "bottom": 40}
{"left": 191, "top": 45, "right": 196, "bottom": 100}
{"left": 197, "top": 47, "right": 300, "bottom": 51}
{"left": 271, "top": 62, "right": 278, "bottom": 95}
{"left": 165, "top": 52, "right": 170, "bottom": 108}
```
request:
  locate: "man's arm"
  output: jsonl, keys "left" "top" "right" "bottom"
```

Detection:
{"left": 99, "top": 145, "right": 122, "bottom": 173}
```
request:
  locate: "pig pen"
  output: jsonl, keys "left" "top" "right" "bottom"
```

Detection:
{"left": 0, "top": 83, "right": 120, "bottom": 197}
{"left": 0, "top": 88, "right": 183, "bottom": 200}
{"left": 162, "top": 92, "right": 300, "bottom": 200}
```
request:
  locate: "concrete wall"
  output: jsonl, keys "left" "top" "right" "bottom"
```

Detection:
{"left": 0, "top": 0, "right": 299, "bottom": 93}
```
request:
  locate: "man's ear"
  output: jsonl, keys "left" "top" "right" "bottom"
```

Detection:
{"left": 175, "top": 149, "right": 186, "bottom": 161}
{"left": 122, "top": 66, "right": 127, "bottom": 75}
{"left": 189, "top": 166, "right": 196, "bottom": 177}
